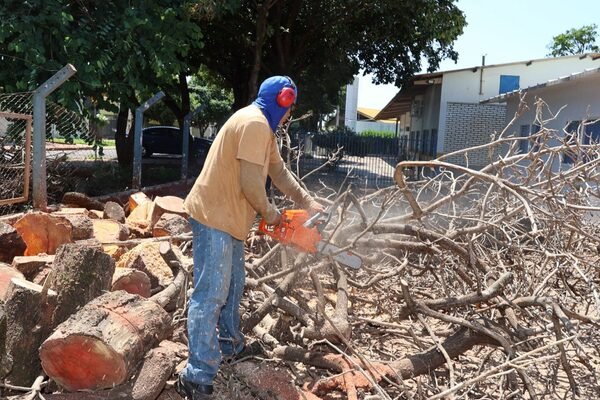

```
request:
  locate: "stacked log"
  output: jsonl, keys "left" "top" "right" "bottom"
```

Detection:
{"left": 13, "top": 212, "right": 73, "bottom": 256}
{"left": 4, "top": 278, "right": 57, "bottom": 386}
{"left": 49, "top": 243, "right": 115, "bottom": 327}
{"left": 39, "top": 290, "right": 172, "bottom": 391}
{"left": 0, "top": 222, "right": 26, "bottom": 263}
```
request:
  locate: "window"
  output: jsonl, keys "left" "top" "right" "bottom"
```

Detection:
{"left": 499, "top": 75, "right": 520, "bottom": 94}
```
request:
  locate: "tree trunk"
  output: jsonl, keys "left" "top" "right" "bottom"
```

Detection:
{"left": 103, "top": 201, "right": 126, "bottom": 223}
{"left": 53, "top": 211, "right": 94, "bottom": 241}
{"left": 49, "top": 243, "right": 115, "bottom": 327}
{"left": 92, "top": 219, "right": 130, "bottom": 242}
{"left": 148, "top": 196, "right": 187, "bottom": 228}
{"left": 4, "top": 278, "right": 57, "bottom": 386}
{"left": 39, "top": 291, "right": 172, "bottom": 391}
{"left": 116, "top": 242, "right": 174, "bottom": 288}
{"left": 0, "top": 302, "right": 9, "bottom": 379}
{"left": 11, "top": 255, "right": 54, "bottom": 280}
{"left": 115, "top": 105, "right": 134, "bottom": 166}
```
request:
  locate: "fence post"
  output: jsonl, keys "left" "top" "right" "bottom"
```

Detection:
{"left": 181, "top": 105, "right": 205, "bottom": 180}
{"left": 32, "top": 64, "right": 77, "bottom": 210}
{"left": 132, "top": 91, "right": 165, "bottom": 189}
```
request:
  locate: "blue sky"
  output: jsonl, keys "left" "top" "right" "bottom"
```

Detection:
{"left": 358, "top": 0, "right": 600, "bottom": 109}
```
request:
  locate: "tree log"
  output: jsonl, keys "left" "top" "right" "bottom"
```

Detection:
{"left": 0, "top": 222, "right": 26, "bottom": 263}
{"left": 24, "top": 341, "right": 184, "bottom": 400}
{"left": 39, "top": 291, "right": 172, "bottom": 391}
{"left": 112, "top": 268, "right": 152, "bottom": 298}
{"left": 103, "top": 201, "right": 126, "bottom": 223}
{"left": 4, "top": 278, "right": 57, "bottom": 387}
{"left": 49, "top": 243, "right": 115, "bottom": 326}
{"left": 152, "top": 213, "right": 191, "bottom": 238}
{"left": 62, "top": 192, "right": 104, "bottom": 211}
{"left": 274, "top": 327, "right": 499, "bottom": 387}
{"left": 117, "top": 243, "right": 174, "bottom": 288}
{"left": 0, "top": 302, "right": 9, "bottom": 379}
{"left": 148, "top": 196, "right": 187, "bottom": 228}
{"left": 92, "top": 219, "right": 129, "bottom": 242}
{"left": 11, "top": 255, "right": 55, "bottom": 280}
{"left": 129, "top": 192, "right": 151, "bottom": 212}
{"left": 0, "top": 264, "right": 25, "bottom": 301}
{"left": 149, "top": 242, "right": 187, "bottom": 310}
{"left": 13, "top": 212, "right": 73, "bottom": 256}
{"left": 53, "top": 212, "right": 94, "bottom": 241}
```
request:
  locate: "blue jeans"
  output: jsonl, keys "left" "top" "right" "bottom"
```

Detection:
{"left": 181, "top": 218, "right": 246, "bottom": 385}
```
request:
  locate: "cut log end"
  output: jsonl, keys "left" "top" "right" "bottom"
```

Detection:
{"left": 40, "top": 335, "right": 127, "bottom": 391}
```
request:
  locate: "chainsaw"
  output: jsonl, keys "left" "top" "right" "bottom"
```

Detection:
{"left": 258, "top": 209, "right": 362, "bottom": 269}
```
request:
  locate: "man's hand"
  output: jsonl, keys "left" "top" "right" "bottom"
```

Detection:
{"left": 264, "top": 204, "right": 282, "bottom": 225}
{"left": 306, "top": 199, "right": 325, "bottom": 215}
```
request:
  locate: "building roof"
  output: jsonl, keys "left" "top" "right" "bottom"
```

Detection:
{"left": 480, "top": 67, "right": 600, "bottom": 104}
{"left": 375, "top": 53, "right": 600, "bottom": 119}
{"left": 356, "top": 107, "right": 396, "bottom": 123}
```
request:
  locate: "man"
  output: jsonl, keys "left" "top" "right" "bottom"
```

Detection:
{"left": 177, "top": 76, "right": 322, "bottom": 399}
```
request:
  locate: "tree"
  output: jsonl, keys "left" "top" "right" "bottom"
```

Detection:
{"left": 547, "top": 24, "right": 599, "bottom": 57}
{"left": 192, "top": 0, "right": 466, "bottom": 122}
{"left": 0, "top": 0, "right": 204, "bottom": 164}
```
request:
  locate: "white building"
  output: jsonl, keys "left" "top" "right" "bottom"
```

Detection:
{"left": 376, "top": 53, "right": 600, "bottom": 168}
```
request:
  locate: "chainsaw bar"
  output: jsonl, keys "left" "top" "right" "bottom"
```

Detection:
{"left": 316, "top": 241, "right": 362, "bottom": 269}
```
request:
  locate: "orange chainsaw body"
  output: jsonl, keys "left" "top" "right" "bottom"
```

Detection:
{"left": 258, "top": 209, "right": 322, "bottom": 253}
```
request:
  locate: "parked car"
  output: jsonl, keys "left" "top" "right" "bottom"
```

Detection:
{"left": 142, "top": 126, "right": 213, "bottom": 162}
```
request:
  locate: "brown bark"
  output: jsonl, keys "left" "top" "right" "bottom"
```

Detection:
{"left": 0, "top": 302, "right": 9, "bottom": 379}
{"left": 13, "top": 212, "right": 73, "bottom": 256}
{"left": 39, "top": 291, "right": 172, "bottom": 392}
{"left": 112, "top": 268, "right": 152, "bottom": 298}
{"left": 103, "top": 201, "right": 126, "bottom": 223}
{"left": 0, "top": 264, "right": 25, "bottom": 301}
{"left": 54, "top": 212, "right": 94, "bottom": 241}
{"left": 152, "top": 213, "right": 191, "bottom": 238}
{"left": 0, "top": 222, "right": 26, "bottom": 263}
{"left": 62, "top": 192, "right": 104, "bottom": 211}
{"left": 49, "top": 243, "right": 116, "bottom": 326}
{"left": 4, "top": 278, "right": 57, "bottom": 387}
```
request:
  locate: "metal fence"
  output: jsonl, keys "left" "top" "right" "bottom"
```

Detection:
{"left": 0, "top": 110, "right": 31, "bottom": 213}
{"left": 293, "top": 131, "right": 402, "bottom": 190}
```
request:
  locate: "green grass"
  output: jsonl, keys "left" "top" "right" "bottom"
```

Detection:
{"left": 49, "top": 137, "right": 116, "bottom": 146}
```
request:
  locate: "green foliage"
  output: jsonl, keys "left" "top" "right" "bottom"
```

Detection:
{"left": 359, "top": 130, "right": 397, "bottom": 138}
{"left": 194, "top": 0, "right": 466, "bottom": 115}
{"left": 547, "top": 24, "right": 599, "bottom": 57}
{"left": 189, "top": 69, "right": 234, "bottom": 134}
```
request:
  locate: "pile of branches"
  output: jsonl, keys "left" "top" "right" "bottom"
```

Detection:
{"left": 238, "top": 101, "right": 600, "bottom": 399}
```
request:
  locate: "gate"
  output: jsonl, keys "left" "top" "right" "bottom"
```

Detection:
{"left": 295, "top": 131, "right": 401, "bottom": 189}
{"left": 0, "top": 112, "right": 32, "bottom": 209}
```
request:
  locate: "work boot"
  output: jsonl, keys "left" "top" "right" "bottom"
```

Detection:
{"left": 223, "top": 340, "right": 266, "bottom": 363}
{"left": 175, "top": 375, "right": 213, "bottom": 400}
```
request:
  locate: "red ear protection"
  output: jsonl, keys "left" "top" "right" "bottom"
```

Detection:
{"left": 277, "top": 86, "right": 296, "bottom": 108}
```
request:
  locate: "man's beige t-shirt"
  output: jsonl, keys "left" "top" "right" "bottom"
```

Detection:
{"left": 184, "top": 105, "right": 282, "bottom": 241}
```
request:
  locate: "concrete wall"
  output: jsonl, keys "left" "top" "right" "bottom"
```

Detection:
{"left": 443, "top": 102, "right": 506, "bottom": 169}
{"left": 344, "top": 77, "right": 359, "bottom": 131}
{"left": 437, "top": 54, "right": 600, "bottom": 153}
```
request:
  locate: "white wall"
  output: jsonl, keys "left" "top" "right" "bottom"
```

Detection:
{"left": 355, "top": 120, "right": 396, "bottom": 134}
{"left": 506, "top": 73, "right": 600, "bottom": 133}
{"left": 437, "top": 54, "right": 600, "bottom": 153}
{"left": 344, "top": 77, "right": 359, "bottom": 131}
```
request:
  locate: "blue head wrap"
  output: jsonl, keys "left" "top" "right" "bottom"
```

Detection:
{"left": 252, "top": 76, "right": 297, "bottom": 133}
